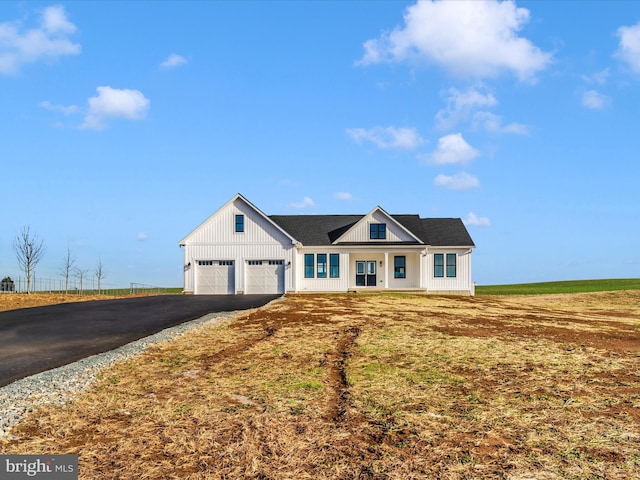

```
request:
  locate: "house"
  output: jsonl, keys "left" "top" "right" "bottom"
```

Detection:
{"left": 178, "top": 193, "right": 475, "bottom": 296}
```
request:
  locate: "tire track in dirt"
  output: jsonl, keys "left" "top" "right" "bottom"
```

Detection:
{"left": 323, "top": 325, "right": 362, "bottom": 423}
{"left": 198, "top": 324, "right": 278, "bottom": 368}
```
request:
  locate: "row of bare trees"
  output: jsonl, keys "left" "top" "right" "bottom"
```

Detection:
{"left": 12, "top": 226, "right": 106, "bottom": 294}
{"left": 60, "top": 247, "right": 106, "bottom": 294}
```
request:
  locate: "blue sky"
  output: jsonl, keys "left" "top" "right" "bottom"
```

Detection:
{"left": 1, "top": 1, "right": 639, "bottom": 288}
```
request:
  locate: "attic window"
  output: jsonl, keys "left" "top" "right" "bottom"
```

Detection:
{"left": 235, "top": 214, "right": 244, "bottom": 233}
{"left": 370, "top": 223, "right": 386, "bottom": 240}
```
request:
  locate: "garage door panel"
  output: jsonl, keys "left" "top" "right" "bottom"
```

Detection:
{"left": 246, "top": 260, "right": 284, "bottom": 294}
{"left": 195, "top": 261, "right": 235, "bottom": 295}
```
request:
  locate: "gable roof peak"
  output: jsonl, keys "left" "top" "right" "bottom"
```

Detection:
{"left": 329, "top": 205, "right": 424, "bottom": 244}
{"left": 179, "top": 193, "right": 297, "bottom": 245}
{"left": 370, "top": 205, "right": 389, "bottom": 215}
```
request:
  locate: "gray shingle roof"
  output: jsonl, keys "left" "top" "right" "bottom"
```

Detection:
{"left": 421, "top": 218, "right": 475, "bottom": 247}
{"left": 269, "top": 215, "right": 361, "bottom": 246}
{"left": 269, "top": 214, "right": 474, "bottom": 247}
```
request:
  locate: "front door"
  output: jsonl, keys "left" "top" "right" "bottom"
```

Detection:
{"left": 355, "top": 261, "right": 377, "bottom": 287}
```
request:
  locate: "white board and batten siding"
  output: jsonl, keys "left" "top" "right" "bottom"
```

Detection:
{"left": 181, "top": 196, "right": 294, "bottom": 294}
{"left": 386, "top": 252, "right": 422, "bottom": 289}
{"left": 423, "top": 248, "right": 473, "bottom": 295}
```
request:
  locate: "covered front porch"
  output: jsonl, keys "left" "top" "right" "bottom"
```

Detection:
{"left": 347, "top": 249, "right": 425, "bottom": 291}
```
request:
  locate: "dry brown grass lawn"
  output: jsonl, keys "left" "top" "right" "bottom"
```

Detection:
{"left": 0, "top": 293, "right": 163, "bottom": 313}
{"left": 2, "top": 292, "right": 639, "bottom": 479}
{"left": 0, "top": 293, "right": 120, "bottom": 312}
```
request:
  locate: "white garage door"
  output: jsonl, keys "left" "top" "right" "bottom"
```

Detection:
{"left": 246, "top": 260, "right": 285, "bottom": 294}
{"left": 195, "top": 260, "right": 235, "bottom": 294}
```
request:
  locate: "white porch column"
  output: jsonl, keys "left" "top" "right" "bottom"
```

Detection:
{"left": 420, "top": 251, "right": 424, "bottom": 289}
{"left": 384, "top": 252, "right": 389, "bottom": 288}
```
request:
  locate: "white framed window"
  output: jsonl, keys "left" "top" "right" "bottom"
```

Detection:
{"left": 304, "top": 254, "right": 314, "bottom": 278}
{"left": 317, "top": 254, "right": 327, "bottom": 278}
{"left": 434, "top": 253, "right": 457, "bottom": 278}
{"left": 394, "top": 256, "right": 406, "bottom": 279}
{"left": 235, "top": 214, "right": 244, "bottom": 233}
{"left": 446, "top": 254, "right": 457, "bottom": 278}
{"left": 304, "top": 253, "right": 339, "bottom": 278}
{"left": 434, "top": 254, "right": 444, "bottom": 278}
{"left": 329, "top": 254, "right": 340, "bottom": 278}
{"left": 369, "top": 223, "right": 387, "bottom": 240}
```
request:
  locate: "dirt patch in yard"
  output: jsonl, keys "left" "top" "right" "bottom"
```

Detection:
{"left": 3, "top": 291, "right": 640, "bottom": 479}
{"left": 431, "top": 312, "right": 640, "bottom": 353}
{"left": 421, "top": 292, "right": 640, "bottom": 354}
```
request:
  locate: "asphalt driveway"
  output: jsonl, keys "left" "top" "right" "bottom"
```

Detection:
{"left": 0, "top": 294, "right": 279, "bottom": 387}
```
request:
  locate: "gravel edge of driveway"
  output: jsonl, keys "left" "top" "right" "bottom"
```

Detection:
{"left": 0, "top": 310, "right": 239, "bottom": 441}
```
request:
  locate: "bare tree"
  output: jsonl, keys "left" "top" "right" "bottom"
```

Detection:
{"left": 75, "top": 267, "right": 89, "bottom": 295}
{"left": 95, "top": 258, "right": 105, "bottom": 295}
{"left": 14, "top": 226, "right": 46, "bottom": 294}
{"left": 61, "top": 248, "right": 76, "bottom": 295}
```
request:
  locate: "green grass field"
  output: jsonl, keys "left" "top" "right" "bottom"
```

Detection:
{"left": 476, "top": 278, "right": 640, "bottom": 295}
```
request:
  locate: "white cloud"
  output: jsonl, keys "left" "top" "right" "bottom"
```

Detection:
{"left": 137, "top": 232, "right": 148, "bottom": 241}
{"left": 334, "top": 192, "right": 352, "bottom": 201}
{"left": 447, "top": 87, "right": 497, "bottom": 110}
{"left": 436, "top": 86, "right": 497, "bottom": 130}
{"left": 421, "top": 133, "right": 479, "bottom": 165}
{"left": 160, "top": 53, "right": 187, "bottom": 69}
{"left": 0, "top": 5, "right": 80, "bottom": 75}
{"left": 42, "top": 5, "right": 77, "bottom": 34}
{"left": 433, "top": 172, "right": 480, "bottom": 190}
{"left": 82, "top": 86, "right": 150, "bottom": 130}
{"left": 290, "top": 197, "right": 315, "bottom": 209}
{"left": 472, "top": 111, "right": 529, "bottom": 135}
{"left": 582, "top": 90, "right": 611, "bottom": 110}
{"left": 357, "top": 0, "right": 552, "bottom": 81}
{"left": 616, "top": 22, "right": 640, "bottom": 73}
{"left": 464, "top": 212, "right": 491, "bottom": 227}
{"left": 346, "top": 126, "right": 425, "bottom": 150}
{"left": 436, "top": 86, "right": 527, "bottom": 134}
{"left": 40, "top": 100, "right": 79, "bottom": 115}
{"left": 582, "top": 68, "right": 610, "bottom": 85}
